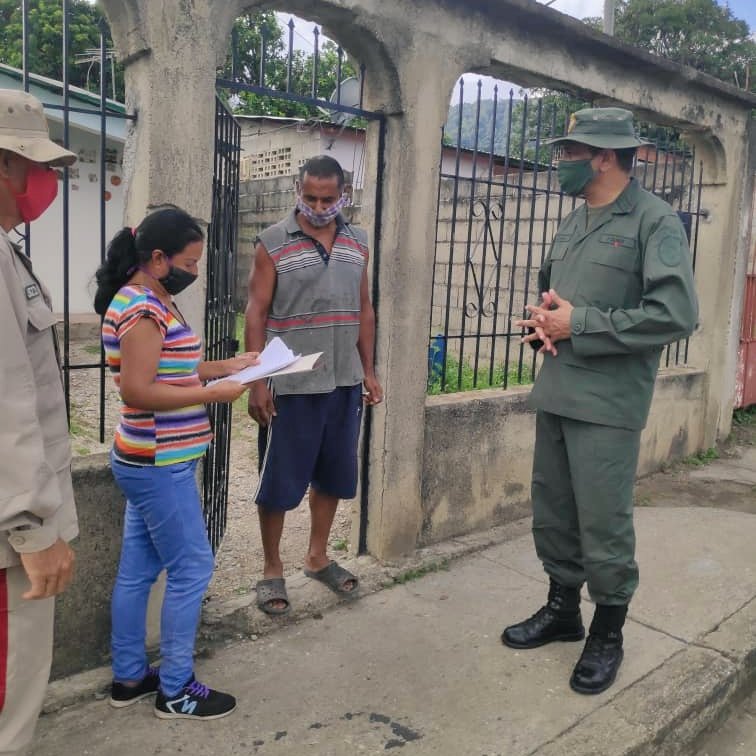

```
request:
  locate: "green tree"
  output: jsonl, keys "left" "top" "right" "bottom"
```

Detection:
{"left": 0, "top": 0, "right": 123, "bottom": 99}
{"left": 584, "top": 0, "right": 755, "bottom": 91}
{"left": 217, "top": 12, "right": 359, "bottom": 119}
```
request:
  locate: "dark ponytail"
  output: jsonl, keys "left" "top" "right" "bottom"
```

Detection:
{"left": 93, "top": 205, "right": 204, "bottom": 315}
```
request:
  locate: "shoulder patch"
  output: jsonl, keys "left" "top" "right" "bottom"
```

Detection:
{"left": 658, "top": 234, "right": 683, "bottom": 267}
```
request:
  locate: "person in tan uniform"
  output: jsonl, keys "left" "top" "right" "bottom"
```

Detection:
{"left": 0, "top": 90, "right": 78, "bottom": 755}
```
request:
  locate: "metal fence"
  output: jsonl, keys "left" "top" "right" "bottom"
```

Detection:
{"left": 429, "top": 79, "right": 704, "bottom": 394}
{"left": 7, "top": 1, "right": 133, "bottom": 442}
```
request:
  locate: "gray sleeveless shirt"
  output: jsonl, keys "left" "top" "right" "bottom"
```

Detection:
{"left": 256, "top": 210, "right": 368, "bottom": 395}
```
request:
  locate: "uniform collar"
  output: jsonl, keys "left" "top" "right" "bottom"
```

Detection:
{"left": 580, "top": 177, "right": 639, "bottom": 220}
{"left": 609, "top": 177, "right": 641, "bottom": 215}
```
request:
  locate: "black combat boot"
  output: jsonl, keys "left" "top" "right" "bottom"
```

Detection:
{"left": 501, "top": 579, "right": 585, "bottom": 649}
{"left": 569, "top": 604, "right": 627, "bottom": 695}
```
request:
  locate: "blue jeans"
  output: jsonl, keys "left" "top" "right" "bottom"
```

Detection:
{"left": 110, "top": 457, "right": 214, "bottom": 697}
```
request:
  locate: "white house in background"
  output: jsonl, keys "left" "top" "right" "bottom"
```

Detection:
{"left": 0, "top": 64, "right": 126, "bottom": 315}
{"left": 236, "top": 115, "right": 525, "bottom": 189}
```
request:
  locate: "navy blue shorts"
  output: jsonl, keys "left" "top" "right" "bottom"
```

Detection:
{"left": 255, "top": 385, "right": 363, "bottom": 511}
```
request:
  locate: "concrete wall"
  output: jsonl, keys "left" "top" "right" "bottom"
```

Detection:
{"left": 421, "top": 369, "right": 707, "bottom": 546}
{"left": 51, "top": 456, "right": 122, "bottom": 679}
{"left": 239, "top": 118, "right": 369, "bottom": 188}
{"left": 52, "top": 455, "right": 161, "bottom": 680}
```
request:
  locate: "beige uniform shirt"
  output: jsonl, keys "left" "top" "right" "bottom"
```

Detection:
{"left": 0, "top": 228, "right": 78, "bottom": 568}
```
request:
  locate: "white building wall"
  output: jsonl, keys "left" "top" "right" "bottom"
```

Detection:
{"left": 26, "top": 127, "right": 125, "bottom": 315}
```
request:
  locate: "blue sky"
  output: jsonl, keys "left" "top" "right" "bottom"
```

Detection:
{"left": 721, "top": 0, "right": 756, "bottom": 30}
{"left": 549, "top": 0, "right": 754, "bottom": 31}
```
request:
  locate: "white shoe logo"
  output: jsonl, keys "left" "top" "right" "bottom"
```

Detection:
{"left": 167, "top": 694, "right": 197, "bottom": 715}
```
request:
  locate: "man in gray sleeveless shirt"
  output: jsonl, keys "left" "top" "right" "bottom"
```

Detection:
{"left": 245, "top": 155, "right": 382, "bottom": 615}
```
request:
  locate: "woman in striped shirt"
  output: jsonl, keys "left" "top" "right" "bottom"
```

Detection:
{"left": 94, "top": 206, "right": 257, "bottom": 721}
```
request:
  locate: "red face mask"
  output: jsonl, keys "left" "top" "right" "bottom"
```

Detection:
{"left": 12, "top": 163, "right": 58, "bottom": 222}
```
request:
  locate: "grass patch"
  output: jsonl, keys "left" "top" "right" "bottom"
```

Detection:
{"left": 83, "top": 343, "right": 102, "bottom": 355}
{"left": 733, "top": 405, "right": 756, "bottom": 427}
{"left": 385, "top": 559, "right": 450, "bottom": 587}
{"left": 331, "top": 537, "right": 349, "bottom": 552}
{"left": 427, "top": 354, "right": 533, "bottom": 395}
{"left": 68, "top": 417, "right": 86, "bottom": 438}
{"left": 681, "top": 447, "right": 719, "bottom": 466}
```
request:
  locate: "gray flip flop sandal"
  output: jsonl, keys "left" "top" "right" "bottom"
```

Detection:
{"left": 256, "top": 578, "right": 291, "bottom": 615}
{"left": 303, "top": 561, "right": 360, "bottom": 598}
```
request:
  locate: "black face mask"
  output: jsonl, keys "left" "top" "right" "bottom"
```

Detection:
{"left": 159, "top": 266, "right": 197, "bottom": 295}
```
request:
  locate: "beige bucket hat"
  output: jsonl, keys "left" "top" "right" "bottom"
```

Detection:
{"left": 0, "top": 89, "right": 76, "bottom": 166}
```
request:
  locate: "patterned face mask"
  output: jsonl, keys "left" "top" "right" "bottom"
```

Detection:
{"left": 296, "top": 193, "right": 348, "bottom": 228}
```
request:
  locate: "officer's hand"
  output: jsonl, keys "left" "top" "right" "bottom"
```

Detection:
{"left": 539, "top": 289, "right": 573, "bottom": 343}
{"left": 516, "top": 291, "right": 557, "bottom": 356}
{"left": 248, "top": 380, "right": 276, "bottom": 426}
{"left": 520, "top": 289, "right": 573, "bottom": 347}
{"left": 19, "top": 538, "right": 75, "bottom": 600}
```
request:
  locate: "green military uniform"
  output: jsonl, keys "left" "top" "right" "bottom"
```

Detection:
{"left": 529, "top": 164, "right": 698, "bottom": 605}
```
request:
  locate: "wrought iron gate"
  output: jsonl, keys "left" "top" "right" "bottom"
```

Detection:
{"left": 214, "top": 18, "right": 386, "bottom": 553}
{"left": 430, "top": 81, "right": 705, "bottom": 394}
{"left": 202, "top": 96, "right": 242, "bottom": 553}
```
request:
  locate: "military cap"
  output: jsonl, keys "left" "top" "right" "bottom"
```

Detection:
{"left": 545, "top": 107, "right": 648, "bottom": 150}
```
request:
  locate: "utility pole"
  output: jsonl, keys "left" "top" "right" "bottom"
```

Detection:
{"left": 604, "top": 0, "right": 616, "bottom": 35}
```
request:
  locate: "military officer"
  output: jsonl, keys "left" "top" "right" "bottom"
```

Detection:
{"left": 0, "top": 90, "right": 78, "bottom": 753}
{"left": 503, "top": 107, "right": 698, "bottom": 694}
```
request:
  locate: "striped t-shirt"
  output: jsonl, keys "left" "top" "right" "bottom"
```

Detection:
{"left": 102, "top": 285, "right": 212, "bottom": 466}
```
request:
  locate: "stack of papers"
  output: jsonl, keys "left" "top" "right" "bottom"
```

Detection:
{"left": 209, "top": 337, "right": 322, "bottom": 385}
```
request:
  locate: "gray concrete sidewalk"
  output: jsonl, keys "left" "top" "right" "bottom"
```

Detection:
{"left": 31, "top": 492, "right": 756, "bottom": 756}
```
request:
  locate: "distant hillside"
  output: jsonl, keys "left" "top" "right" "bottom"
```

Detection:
{"left": 444, "top": 98, "right": 518, "bottom": 154}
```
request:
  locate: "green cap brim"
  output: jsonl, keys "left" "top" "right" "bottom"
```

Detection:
{"left": 543, "top": 134, "right": 651, "bottom": 149}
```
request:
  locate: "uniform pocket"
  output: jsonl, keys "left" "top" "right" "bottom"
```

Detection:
{"left": 578, "top": 245, "right": 642, "bottom": 309}
{"left": 27, "top": 301, "right": 57, "bottom": 332}
{"left": 585, "top": 242, "right": 640, "bottom": 273}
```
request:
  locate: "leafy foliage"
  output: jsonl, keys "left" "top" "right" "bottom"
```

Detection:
{"left": 217, "top": 11, "right": 360, "bottom": 118}
{"left": 0, "top": 0, "right": 123, "bottom": 99}
{"left": 584, "top": 0, "right": 755, "bottom": 91}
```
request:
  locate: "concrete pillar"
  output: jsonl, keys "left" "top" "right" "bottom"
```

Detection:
{"left": 364, "top": 50, "right": 462, "bottom": 560}
{"left": 100, "top": 0, "right": 232, "bottom": 328}
{"left": 684, "top": 127, "right": 753, "bottom": 443}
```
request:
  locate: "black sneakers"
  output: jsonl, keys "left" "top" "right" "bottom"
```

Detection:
{"left": 154, "top": 677, "right": 236, "bottom": 720}
{"left": 109, "top": 666, "right": 160, "bottom": 708}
